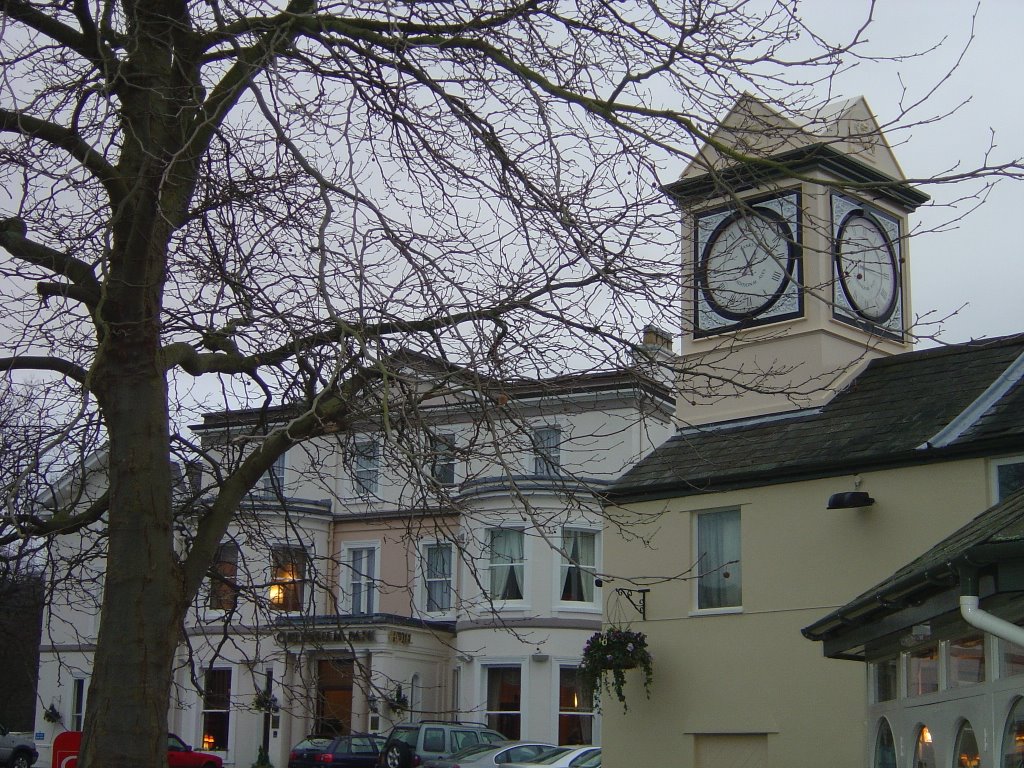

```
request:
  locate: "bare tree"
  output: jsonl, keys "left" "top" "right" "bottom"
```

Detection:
{"left": 0, "top": 2, "right": 1019, "bottom": 768}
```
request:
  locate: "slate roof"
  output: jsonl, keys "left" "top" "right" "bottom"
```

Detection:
{"left": 802, "top": 486, "right": 1024, "bottom": 649}
{"left": 609, "top": 334, "right": 1024, "bottom": 502}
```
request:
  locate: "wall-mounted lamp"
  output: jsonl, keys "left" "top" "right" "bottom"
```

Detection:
{"left": 827, "top": 491, "right": 874, "bottom": 510}
{"left": 457, "top": 654, "right": 474, "bottom": 664}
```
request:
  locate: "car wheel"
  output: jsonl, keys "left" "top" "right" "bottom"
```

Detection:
{"left": 12, "top": 752, "right": 30, "bottom": 768}
{"left": 383, "top": 743, "right": 411, "bottom": 768}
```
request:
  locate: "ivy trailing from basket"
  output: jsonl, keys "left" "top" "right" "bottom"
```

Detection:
{"left": 578, "top": 626, "right": 653, "bottom": 712}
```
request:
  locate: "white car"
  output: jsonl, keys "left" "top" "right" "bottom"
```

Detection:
{"left": 502, "top": 746, "right": 600, "bottom": 768}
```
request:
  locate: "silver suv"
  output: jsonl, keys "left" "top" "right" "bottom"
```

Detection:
{"left": 377, "top": 721, "right": 506, "bottom": 768}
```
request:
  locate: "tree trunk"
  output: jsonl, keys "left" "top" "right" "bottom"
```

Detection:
{"left": 79, "top": 364, "right": 185, "bottom": 768}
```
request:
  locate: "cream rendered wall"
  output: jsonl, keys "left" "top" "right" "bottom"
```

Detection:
{"left": 601, "top": 457, "right": 990, "bottom": 768}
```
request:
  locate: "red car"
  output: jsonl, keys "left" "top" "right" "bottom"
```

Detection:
{"left": 51, "top": 732, "right": 222, "bottom": 768}
{"left": 167, "top": 734, "right": 223, "bottom": 768}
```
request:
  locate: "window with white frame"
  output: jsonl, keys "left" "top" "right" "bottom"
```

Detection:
{"left": 993, "top": 456, "right": 1024, "bottom": 502}
{"left": 695, "top": 508, "right": 741, "bottom": 610}
{"left": 269, "top": 545, "right": 306, "bottom": 612}
{"left": 487, "top": 528, "right": 525, "bottom": 601}
{"left": 557, "top": 666, "right": 594, "bottom": 745}
{"left": 345, "top": 545, "right": 378, "bottom": 615}
{"left": 209, "top": 541, "right": 239, "bottom": 611}
{"left": 949, "top": 635, "right": 985, "bottom": 686}
{"left": 429, "top": 434, "right": 457, "bottom": 486}
{"left": 201, "top": 668, "right": 231, "bottom": 751}
{"left": 532, "top": 427, "right": 561, "bottom": 476}
{"left": 353, "top": 440, "right": 380, "bottom": 495}
{"left": 260, "top": 451, "right": 287, "bottom": 494}
{"left": 422, "top": 542, "right": 453, "bottom": 613}
{"left": 485, "top": 666, "right": 522, "bottom": 739}
{"left": 71, "top": 678, "right": 87, "bottom": 731}
{"left": 907, "top": 645, "right": 939, "bottom": 696}
{"left": 559, "top": 529, "right": 597, "bottom": 603}
{"left": 871, "top": 657, "right": 898, "bottom": 703}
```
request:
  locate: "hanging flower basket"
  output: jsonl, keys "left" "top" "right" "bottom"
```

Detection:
{"left": 579, "top": 627, "right": 653, "bottom": 713}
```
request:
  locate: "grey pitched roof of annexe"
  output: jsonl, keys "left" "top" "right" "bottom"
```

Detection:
{"left": 801, "top": 485, "right": 1024, "bottom": 645}
{"left": 608, "top": 334, "right": 1024, "bottom": 502}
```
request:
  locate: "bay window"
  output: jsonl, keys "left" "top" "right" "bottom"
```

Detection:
{"left": 488, "top": 528, "right": 525, "bottom": 601}
{"left": 560, "top": 529, "right": 597, "bottom": 603}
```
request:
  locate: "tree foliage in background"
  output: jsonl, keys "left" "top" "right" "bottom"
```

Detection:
{"left": 0, "top": 2, "right": 1018, "bottom": 768}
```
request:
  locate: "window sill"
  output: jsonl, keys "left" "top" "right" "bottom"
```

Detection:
{"left": 555, "top": 602, "right": 602, "bottom": 614}
{"left": 689, "top": 606, "right": 743, "bottom": 617}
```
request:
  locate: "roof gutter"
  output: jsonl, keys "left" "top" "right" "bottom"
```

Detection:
{"left": 804, "top": 541, "right": 1024, "bottom": 644}
{"left": 957, "top": 561, "right": 1024, "bottom": 647}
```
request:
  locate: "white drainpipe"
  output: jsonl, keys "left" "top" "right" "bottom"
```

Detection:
{"left": 960, "top": 595, "right": 1024, "bottom": 646}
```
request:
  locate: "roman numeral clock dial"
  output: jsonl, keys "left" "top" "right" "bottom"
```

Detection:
{"left": 831, "top": 193, "right": 904, "bottom": 339}
{"left": 694, "top": 193, "right": 802, "bottom": 335}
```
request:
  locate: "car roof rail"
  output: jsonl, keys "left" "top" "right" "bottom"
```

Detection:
{"left": 414, "top": 719, "right": 491, "bottom": 727}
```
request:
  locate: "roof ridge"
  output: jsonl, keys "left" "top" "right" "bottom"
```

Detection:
{"left": 917, "top": 348, "right": 1024, "bottom": 449}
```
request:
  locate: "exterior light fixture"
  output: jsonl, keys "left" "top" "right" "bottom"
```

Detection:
{"left": 827, "top": 491, "right": 875, "bottom": 509}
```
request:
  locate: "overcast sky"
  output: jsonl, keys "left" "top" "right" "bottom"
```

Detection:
{"left": 803, "top": 0, "right": 1024, "bottom": 344}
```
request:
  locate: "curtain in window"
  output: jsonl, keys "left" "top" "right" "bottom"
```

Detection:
{"left": 209, "top": 542, "right": 239, "bottom": 610}
{"left": 489, "top": 529, "right": 524, "bottom": 600}
{"left": 533, "top": 428, "right": 560, "bottom": 475}
{"left": 351, "top": 547, "right": 376, "bottom": 614}
{"left": 270, "top": 546, "right": 305, "bottom": 611}
{"left": 486, "top": 667, "right": 522, "bottom": 739}
{"left": 425, "top": 544, "right": 452, "bottom": 611}
{"left": 354, "top": 441, "right": 379, "bottom": 494}
{"left": 697, "top": 509, "right": 740, "bottom": 609}
{"left": 560, "top": 530, "right": 595, "bottom": 602}
{"left": 202, "top": 668, "right": 231, "bottom": 751}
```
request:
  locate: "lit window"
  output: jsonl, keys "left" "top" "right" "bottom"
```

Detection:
{"left": 873, "top": 719, "right": 896, "bottom": 768}
{"left": 557, "top": 667, "right": 594, "bottom": 746}
{"left": 423, "top": 543, "right": 453, "bottom": 613}
{"left": 533, "top": 428, "right": 561, "bottom": 476}
{"left": 696, "top": 509, "right": 741, "bottom": 610}
{"left": 348, "top": 546, "right": 377, "bottom": 615}
{"left": 949, "top": 635, "right": 985, "bottom": 686}
{"left": 209, "top": 542, "right": 239, "bottom": 611}
{"left": 353, "top": 440, "right": 379, "bottom": 495}
{"left": 488, "top": 529, "right": 525, "bottom": 601}
{"left": 429, "top": 434, "right": 456, "bottom": 486}
{"left": 485, "top": 666, "right": 521, "bottom": 739}
{"left": 1002, "top": 698, "right": 1024, "bottom": 768}
{"left": 201, "top": 668, "right": 231, "bottom": 751}
{"left": 907, "top": 646, "right": 939, "bottom": 696}
{"left": 560, "top": 530, "right": 597, "bottom": 603}
{"left": 269, "top": 546, "right": 305, "bottom": 611}
{"left": 955, "top": 721, "right": 980, "bottom": 768}
{"left": 914, "top": 725, "right": 936, "bottom": 768}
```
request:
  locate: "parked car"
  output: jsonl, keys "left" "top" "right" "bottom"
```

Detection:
{"left": 48, "top": 732, "right": 221, "bottom": 768}
{"left": 305, "top": 735, "right": 385, "bottom": 768}
{"left": 502, "top": 747, "right": 599, "bottom": 768}
{"left": 377, "top": 721, "right": 507, "bottom": 768}
{"left": 166, "top": 734, "right": 224, "bottom": 768}
{"left": 0, "top": 724, "right": 38, "bottom": 768}
{"left": 422, "top": 741, "right": 560, "bottom": 768}
{"left": 288, "top": 737, "right": 335, "bottom": 768}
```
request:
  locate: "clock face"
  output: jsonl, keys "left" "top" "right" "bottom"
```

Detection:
{"left": 700, "top": 210, "right": 794, "bottom": 320}
{"left": 835, "top": 212, "right": 898, "bottom": 322}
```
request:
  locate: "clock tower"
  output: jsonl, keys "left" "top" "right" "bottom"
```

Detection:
{"left": 665, "top": 95, "right": 929, "bottom": 426}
